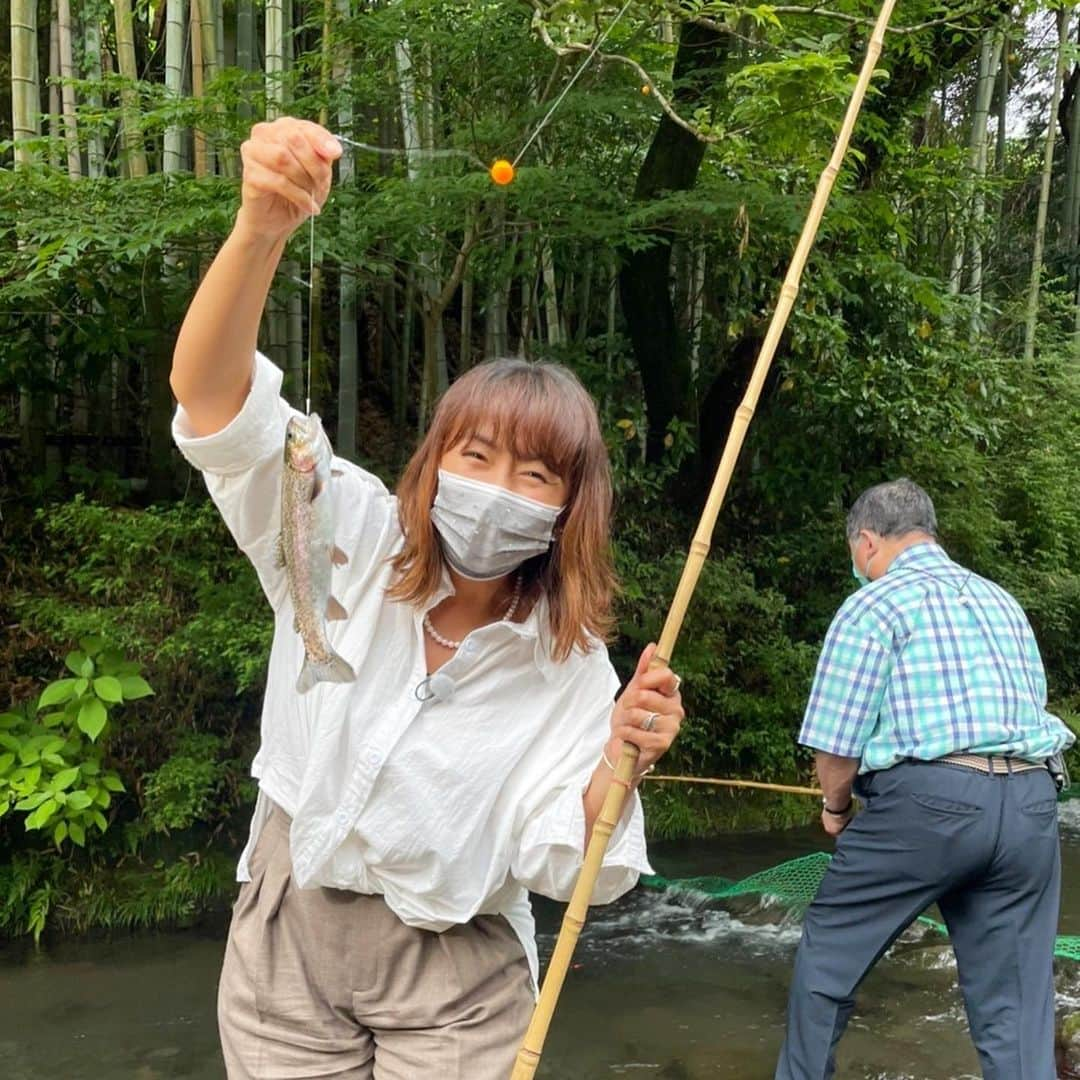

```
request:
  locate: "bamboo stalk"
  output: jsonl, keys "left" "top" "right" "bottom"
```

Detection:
{"left": 1022, "top": 9, "right": 1069, "bottom": 366}
{"left": 11, "top": 0, "right": 40, "bottom": 166}
{"left": 113, "top": 0, "right": 147, "bottom": 177}
{"left": 645, "top": 775, "right": 823, "bottom": 796}
{"left": 190, "top": 0, "right": 207, "bottom": 177}
{"left": 510, "top": 3, "right": 898, "bottom": 1075}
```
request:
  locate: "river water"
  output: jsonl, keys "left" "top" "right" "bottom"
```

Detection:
{"left": 5, "top": 805, "right": 1080, "bottom": 1080}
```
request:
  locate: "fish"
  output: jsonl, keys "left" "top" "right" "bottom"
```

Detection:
{"left": 278, "top": 413, "right": 355, "bottom": 694}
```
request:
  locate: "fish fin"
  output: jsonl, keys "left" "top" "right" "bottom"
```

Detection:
{"left": 311, "top": 473, "right": 325, "bottom": 502}
{"left": 275, "top": 534, "right": 286, "bottom": 569}
{"left": 331, "top": 546, "right": 349, "bottom": 567}
{"left": 331, "top": 468, "right": 344, "bottom": 478}
{"left": 326, "top": 595, "right": 348, "bottom": 621}
{"left": 296, "top": 650, "right": 355, "bottom": 694}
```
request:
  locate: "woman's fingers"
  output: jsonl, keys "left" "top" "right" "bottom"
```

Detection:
{"left": 243, "top": 139, "right": 324, "bottom": 208}
{"left": 624, "top": 688, "right": 682, "bottom": 719}
{"left": 241, "top": 159, "right": 320, "bottom": 216}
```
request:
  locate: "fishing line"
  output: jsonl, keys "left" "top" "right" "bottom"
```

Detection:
{"left": 298, "top": 0, "right": 636, "bottom": 409}
{"left": 511, "top": 0, "right": 634, "bottom": 169}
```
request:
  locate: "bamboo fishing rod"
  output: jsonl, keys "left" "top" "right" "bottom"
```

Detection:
{"left": 646, "top": 775, "right": 823, "bottom": 797}
{"left": 510, "top": 4, "right": 898, "bottom": 1076}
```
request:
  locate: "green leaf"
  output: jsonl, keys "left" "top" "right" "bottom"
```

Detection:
{"left": 93, "top": 676, "right": 123, "bottom": 703}
{"left": 40, "top": 712, "right": 67, "bottom": 729}
{"left": 97, "top": 649, "right": 125, "bottom": 675}
{"left": 0, "top": 733, "right": 21, "bottom": 753}
{"left": 65, "top": 651, "right": 89, "bottom": 676}
{"left": 38, "top": 679, "right": 78, "bottom": 709}
{"left": 79, "top": 635, "right": 105, "bottom": 656}
{"left": 53, "top": 821, "right": 68, "bottom": 846}
{"left": 52, "top": 766, "right": 80, "bottom": 790}
{"left": 73, "top": 678, "right": 89, "bottom": 698}
{"left": 66, "top": 790, "right": 93, "bottom": 811}
{"left": 102, "top": 774, "right": 125, "bottom": 793}
{"left": 25, "top": 798, "right": 58, "bottom": 830}
{"left": 14, "top": 792, "right": 49, "bottom": 812}
{"left": 119, "top": 676, "right": 154, "bottom": 700}
{"left": 91, "top": 809, "right": 108, "bottom": 832}
{"left": 69, "top": 820, "right": 86, "bottom": 846}
{"left": 41, "top": 753, "right": 65, "bottom": 767}
{"left": 0, "top": 712, "right": 22, "bottom": 729}
{"left": 80, "top": 760, "right": 100, "bottom": 776}
{"left": 77, "top": 698, "right": 107, "bottom": 741}
{"left": 0, "top": 753, "right": 14, "bottom": 776}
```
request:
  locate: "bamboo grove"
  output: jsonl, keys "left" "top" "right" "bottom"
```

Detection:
{"left": 1, "top": 2, "right": 1080, "bottom": 936}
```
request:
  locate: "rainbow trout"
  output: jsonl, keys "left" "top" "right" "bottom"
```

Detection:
{"left": 278, "top": 413, "right": 355, "bottom": 694}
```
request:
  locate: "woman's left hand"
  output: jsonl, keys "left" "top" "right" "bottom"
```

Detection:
{"left": 608, "top": 643, "right": 684, "bottom": 773}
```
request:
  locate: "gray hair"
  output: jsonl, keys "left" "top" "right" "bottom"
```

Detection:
{"left": 845, "top": 479, "right": 938, "bottom": 543}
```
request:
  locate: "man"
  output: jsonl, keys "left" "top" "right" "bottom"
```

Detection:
{"left": 776, "top": 479, "right": 1073, "bottom": 1080}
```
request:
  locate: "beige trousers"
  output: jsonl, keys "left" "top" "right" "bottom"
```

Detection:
{"left": 217, "top": 803, "right": 534, "bottom": 1079}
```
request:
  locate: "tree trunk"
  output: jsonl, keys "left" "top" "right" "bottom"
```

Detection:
{"left": 967, "top": 30, "right": 1005, "bottom": 335}
{"left": 541, "top": 238, "right": 561, "bottom": 347}
{"left": 196, "top": 0, "right": 218, "bottom": 174}
{"left": 1063, "top": 19, "right": 1080, "bottom": 294}
{"left": 190, "top": 0, "right": 207, "bottom": 177}
{"left": 48, "top": 0, "right": 61, "bottom": 170}
{"left": 336, "top": 0, "right": 359, "bottom": 460}
{"left": 113, "top": 0, "right": 147, "bottom": 177}
{"left": 163, "top": 0, "right": 186, "bottom": 173}
{"left": 83, "top": 16, "right": 105, "bottom": 176}
{"left": 265, "top": 0, "right": 285, "bottom": 119}
{"left": 146, "top": 259, "right": 175, "bottom": 499}
{"left": 485, "top": 198, "right": 509, "bottom": 357}
{"left": 618, "top": 19, "right": 727, "bottom": 461}
{"left": 11, "top": 0, "right": 40, "bottom": 165}
{"left": 1023, "top": 10, "right": 1069, "bottom": 365}
{"left": 236, "top": 0, "right": 254, "bottom": 124}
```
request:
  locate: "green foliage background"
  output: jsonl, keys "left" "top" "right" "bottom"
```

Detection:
{"left": 2, "top": 0, "right": 1080, "bottom": 939}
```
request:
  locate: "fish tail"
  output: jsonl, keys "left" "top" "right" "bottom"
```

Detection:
{"left": 296, "top": 649, "right": 356, "bottom": 694}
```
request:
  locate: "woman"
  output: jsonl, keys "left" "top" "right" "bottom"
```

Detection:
{"left": 170, "top": 117, "right": 683, "bottom": 1079}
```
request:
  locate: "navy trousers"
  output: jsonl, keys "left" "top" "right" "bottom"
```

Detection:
{"left": 775, "top": 761, "right": 1061, "bottom": 1080}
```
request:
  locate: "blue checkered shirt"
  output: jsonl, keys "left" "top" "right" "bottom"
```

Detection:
{"left": 799, "top": 542, "right": 1073, "bottom": 771}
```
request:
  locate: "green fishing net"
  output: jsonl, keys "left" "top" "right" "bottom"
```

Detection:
{"left": 641, "top": 850, "right": 1080, "bottom": 961}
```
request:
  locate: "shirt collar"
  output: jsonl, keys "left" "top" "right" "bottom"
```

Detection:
{"left": 887, "top": 540, "right": 950, "bottom": 575}
{"left": 428, "top": 572, "right": 561, "bottom": 681}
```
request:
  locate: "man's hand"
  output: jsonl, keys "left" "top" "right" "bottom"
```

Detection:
{"left": 821, "top": 804, "right": 853, "bottom": 837}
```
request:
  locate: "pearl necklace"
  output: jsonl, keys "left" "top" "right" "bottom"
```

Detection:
{"left": 423, "top": 576, "right": 523, "bottom": 651}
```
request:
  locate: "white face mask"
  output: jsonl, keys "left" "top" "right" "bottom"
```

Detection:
{"left": 430, "top": 469, "right": 563, "bottom": 581}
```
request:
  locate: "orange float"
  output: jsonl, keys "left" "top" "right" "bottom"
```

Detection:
{"left": 489, "top": 159, "right": 516, "bottom": 185}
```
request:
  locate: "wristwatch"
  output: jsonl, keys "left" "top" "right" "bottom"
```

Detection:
{"left": 822, "top": 797, "right": 853, "bottom": 816}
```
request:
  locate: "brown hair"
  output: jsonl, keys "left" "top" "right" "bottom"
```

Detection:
{"left": 389, "top": 358, "right": 616, "bottom": 661}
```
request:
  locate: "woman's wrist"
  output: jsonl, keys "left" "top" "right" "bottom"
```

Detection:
{"left": 601, "top": 738, "right": 654, "bottom": 781}
{"left": 231, "top": 213, "right": 292, "bottom": 258}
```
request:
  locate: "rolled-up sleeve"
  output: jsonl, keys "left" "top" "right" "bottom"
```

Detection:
{"left": 511, "top": 662, "right": 653, "bottom": 904}
{"left": 172, "top": 351, "right": 396, "bottom": 612}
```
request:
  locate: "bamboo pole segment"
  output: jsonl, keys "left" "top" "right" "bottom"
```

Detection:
{"left": 510, "top": 4, "right": 897, "bottom": 1076}
{"left": 645, "top": 775, "right": 823, "bottom": 797}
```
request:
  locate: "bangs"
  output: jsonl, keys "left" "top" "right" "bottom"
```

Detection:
{"left": 437, "top": 362, "right": 596, "bottom": 481}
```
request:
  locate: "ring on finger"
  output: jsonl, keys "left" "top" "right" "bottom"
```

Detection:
{"left": 641, "top": 711, "right": 660, "bottom": 733}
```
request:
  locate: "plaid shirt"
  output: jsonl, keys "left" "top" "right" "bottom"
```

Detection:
{"left": 799, "top": 542, "right": 1073, "bottom": 771}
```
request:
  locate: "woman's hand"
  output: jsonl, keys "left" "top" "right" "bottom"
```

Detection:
{"left": 235, "top": 118, "right": 342, "bottom": 242}
{"left": 608, "top": 643, "right": 684, "bottom": 774}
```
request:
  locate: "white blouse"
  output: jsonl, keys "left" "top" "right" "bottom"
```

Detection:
{"left": 171, "top": 352, "right": 652, "bottom": 984}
